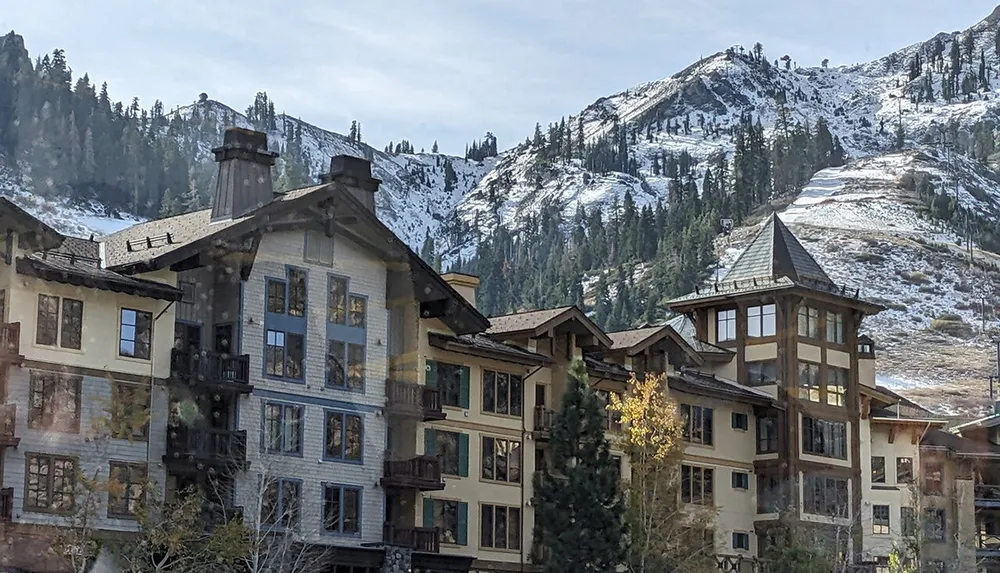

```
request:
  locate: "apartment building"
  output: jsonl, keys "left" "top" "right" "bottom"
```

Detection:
{"left": 0, "top": 199, "right": 181, "bottom": 572}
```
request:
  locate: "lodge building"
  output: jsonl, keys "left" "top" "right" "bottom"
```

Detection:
{"left": 0, "top": 126, "right": 992, "bottom": 573}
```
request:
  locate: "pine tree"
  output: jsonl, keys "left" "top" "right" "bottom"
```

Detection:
{"left": 432, "top": 140, "right": 439, "bottom": 153}
{"left": 534, "top": 359, "right": 625, "bottom": 573}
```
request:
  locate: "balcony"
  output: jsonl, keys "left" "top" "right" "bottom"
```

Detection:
{"left": 381, "top": 456, "right": 444, "bottom": 491}
{"left": 0, "top": 487, "right": 11, "bottom": 522}
{"left": 383, "top": 523, "right": 440, "bottom": 553}
{"left": 171, "top": 349, "right": 252, "bottom": 393}
{"left": 385, "top": 380, "right": 445, "bottom": 421}
{"left": 978, "top": 532, "right": 1000, "bottom": 557}
{"left": 977, "top": 485, "right": 1000, "bottom": 508}
{"left": 165, "top": 427, "right": 247, "bottom": 470}
{"left": 533, "top": 406, "right": 555, "bottom": 441}
{"left": 0, "top": 404, "right": 18, "bottom": 448}
{"left": 0, "top": 322, "right": 21, "bottom": 363}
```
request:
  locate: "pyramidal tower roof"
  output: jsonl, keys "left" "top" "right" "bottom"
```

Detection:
{"left": 723, "top": 213, "right": 833, "bottom": 285}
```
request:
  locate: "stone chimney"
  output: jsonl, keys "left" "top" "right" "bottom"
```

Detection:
{"left": 320, "top": 155, "right": 381, "bottom": 212}
{"left": 211, "top": 128, "right": 279, "bottom": 221}
{"left": 440, "top": 273, "right": 480, "bottom": 309}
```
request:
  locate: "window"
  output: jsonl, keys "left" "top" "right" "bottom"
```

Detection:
{"left": 264, "top": 403, "right": 303, "bottom": 455}
{"left": 179, "top": 281, "right": 196, "bottom": 308}
{"left": 481, "top": 504, "right": 521, "bottom": 550}
{"left": 901, "top": 507, "right": 917, "bottom": 537}
{"left": 716, "top": 309, "right": 736, "bottom": 342}
{"left": 267, "top": 279, "right": 286, "bottom": 313}
{"left": 425, "top": 429, "right": 468, "bottom": 477}
{"left": 827, "top": 367, "right": 847, "bottom": 407}
{"left": 680, "top": 404, "right": 714, "bottom": 446}
{"left": 872, "top": 504, "right": 890, "bottom": 535}
{"left": 481, "top": 437, "right": 521, "bottom": 483}
{"left": 287, "top": 268, "right": 307, "bottom": 317}
{"left": 326, "top": 340, "right": 346, "bottom": 388}
{"left": 36, "top": 295, "right": 84, "bottom": 350}
{"left": 681, "top": 465, "right": 714, "bottom": 505}
{"left": 349, "top": 295, "right": 366, "bottom": 328}
{"left": 732, "top": 532, "right": 750, "bottom": 551}
{"left": 802, "top": 417, "right": 847, "bottom": 459}
{"left": 108, "top": 462, "right": 147, "bottom": 519}
{"left": 328, "top": 277, "right": 347, "bottom": 324}
{"left": 428, "top": 499, "right": 467, "bottom": 545}
{"left": 798, "top": 361, "right": 820, "bottom": 402}
{"left": 265, "top": 330, "right": 304, "bottom": 380}
{"left": 595, "top": 390, "right": 623, "bottom": 432}
{"left": 732, "top": 471, "right": 749, "bottom": 490}
{"left": 119, "top": 308, "right": 152, "bottom": 359}
{"left": 324, "top": 411, "right": 363, "bottom": 462}
{"left": 28, "top": 371, "right": 81, "bottom": 433}
{"left": 757, "top": 473, "right": 780, "bottom": 513}
{"left": 731, "top": 412, "right": 748, "bottom": 431}
{"left": 428, "top": 361, "right": 469, "bottom": 409}
{"left": 435, "top": 430, "right": 461, "bottom": 476}
{"left": 25, "top": 454, "right": 76, "bottom": 513}
{"left": 827, "top": 311, "right": 845, "bottom": 344}
{"left": 802, "top": 475, "right": 848, "bottom": 518}
{"left": 322, "top": 484, "right": 361, "bottom": 535}
{"left": 483, "top": 370, "right": 523, "bottom": 416}
{"left": 923, "top": 508, "right": 945, "bottom": 540}
{"left": 756, "top": 415, "right": 778, "bottom": 453}
{"left": 347, "top": 344, "right": 364, "bottom": 388}
{"left": 896, "top": 457, "right": 913, "bottom": 483}
{"left": 924, "top": 461, "right": 943, "bottom": 495}
{"left": 110, "top": 382, "right": 150, "bottom": 440}
{"left": 746, "top": 360, "right": 777, "bottom": 386}
{"left": 262, "top": 478, "right": 301, "bottom": 529}
{"left": 872, "top": 456, "right": 886, "bottom": 483}
{"left": 747, "top": 304, "right": 776, "bottom": 337}
{"left": 797, "top": 305, "right": 820, "bottom": 339}
{"left": 305, "top": 230, "right": 334, "bottom": 266}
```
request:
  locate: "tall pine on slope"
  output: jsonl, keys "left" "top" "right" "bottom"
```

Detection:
{"left": 533, "top": 360, "right": 625, "bottom": 573}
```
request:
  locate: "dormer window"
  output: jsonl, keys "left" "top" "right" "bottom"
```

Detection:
{"left": 747, "top": 304, "right": 776, "bottom": 338}
{"left": 716, "top": 309, "right": 737, "bottom": 343}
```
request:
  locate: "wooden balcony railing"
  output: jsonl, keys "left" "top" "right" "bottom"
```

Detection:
{"left": 533, "top": 406, "right": 555, "bottom": 441}
{"left": 976, "top": 485, "right": 1000, "bottom": 504}
{"left": 0, "top": 487, "right": 12, "bottom": 522}
{"left": 978, "top": 532, "right": 1000, "bottom": 551}
{"left": 0, "top": 404, "right": 18, "bottom": 448}
{"left": 385, "top": 380, "right": 445, "bottom": 421}
{"left": 171, "top": 349, "right": 251, "bottom": 390}
{"left": 383, "top": 523, "right": 440, "bottom": 553}
{"left": 165, "top": 427, "right": 247, "bottom": 468}
{"left": 0, "top": 322, "right": 20, "bottom": 361}
{"left": 381, "top": 456, "right": 444, "bottom": 491}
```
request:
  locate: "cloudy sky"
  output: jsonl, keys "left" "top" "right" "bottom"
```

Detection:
{"left": 3, "top": 1, "right": 998, "bottom": 155}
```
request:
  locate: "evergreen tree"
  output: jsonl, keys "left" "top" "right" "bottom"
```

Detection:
{"left": 432, "top": 140, "right": 439, "bottom": 153}
{"left": 534, "top": 359, "right": 625, "bottom": 573}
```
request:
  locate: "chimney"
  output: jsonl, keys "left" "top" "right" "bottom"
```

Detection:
{"left": 320, "top": 155, "right": 381, "bottom": 213}
{"left": 211, "top": 128, "right": 278, "bottom": 221}
{"left": 440, "top": 273, "right": 480, "bottom": 309}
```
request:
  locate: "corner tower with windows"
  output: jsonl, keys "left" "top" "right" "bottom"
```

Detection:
{"left": 668, "top": 213, "right": 884, "bottom": 560}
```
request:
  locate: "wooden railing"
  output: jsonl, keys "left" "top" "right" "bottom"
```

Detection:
{"left": 976, "top": 484, "right": 1000, "bottom": 502}
{"left": 385, "top": 380, "right": 443, "bottom": 420}
{"left": 171, "top": 349, "right": 250, "bottom": 387}
{"left": 533, "top": 406, "right": 555, "bottom": 439}
{"left": 979, "top": 532, "right": 1000, "bottom": 550}
{"left": 382, "top": 456, "right": 443, "bottom": 490}
{"left": 0, "top": 487, "right": 12, "bottom": 522}
{"left": 383, "top": 523, "right": 440, "bottom": 553}
{"left": 166, "top": 427, "right": 247, "bottom": 466}
{"left": 0, "top": 404, "right": 16, "bottom": 446}
{"left": 0, "top": 322, "right": 19, "bottom": 358}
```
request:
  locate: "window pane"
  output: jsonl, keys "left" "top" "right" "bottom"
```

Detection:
{"left": 482, "top": 437, "right": 495, "bottom": 480}
{"left": 267, "top": 280, "right": 286, "bottom": 314}
{"left": 349, "top": 295, "right": 367, "bottom": 328}
{"left": 323, "top": 486, "right": 341, "bottom": 532}
{"left": 288, "top": 269, "right": 307, "bottom": 317}
{"left": 285, "top": 334, "right": 304, "bottom": 379}
{"left": 326, "top": 340, "right": 346, "bottom": 387}
{"left": 347, "top": 344, "right": 364, "bottom": 389}
{"left": 483, "top": 370, "right": 495, "bottom": 413}
{"left": 495, "top": 505, "right": 508, "bottom": 549}
{"left": 343, "top": 488, "right": 360, "bottom": 533}
{"left": 510, "top": 375, "right": 522, "bottom": 416}
{"left": 481, "top": 505, "right": 494, "bottom": 547}
{"left": 509, "top": 507, "right": 521, "bottom": 550}
{"left": 60, "top": 299, "right": 83, "bottom": 349}
{"left": 496, "top": 373, "right": 509, "bottom": 415}
{"left": 345, "top": 415, "right": 363, "bottom": 461}
{"left": 36, "top": 295, "right": 59, "bottom": 346}
{"left": 328, "top": 277, "right": 347, "bottom": 323}
{"left": 762, "top": 304, "right": 776, "bottom": 336}
{"left": 325, "top": 412, "right": 343, "bottom": 459}
{"left": 438, "top": 431, "right": 460, "bottom": 475}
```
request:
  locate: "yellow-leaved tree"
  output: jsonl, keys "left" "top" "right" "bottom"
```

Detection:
{"left": 609, "top": 372, "right": 718, "bottom": 573}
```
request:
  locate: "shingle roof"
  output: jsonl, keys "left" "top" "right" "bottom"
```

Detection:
{"left": 922, "top": 428, "right": 1000, "bottom": 456}
{"left": 427, "top": 332, "right": 552, "bottom": 366}
{"left": 724, "top": 213, "right": 833, "bottom": 285}
{"left": 485, "top": 306, "right": 575, "bottom": 336}
{"left": 606, "top": 326, "right": 663, "bottom": 350}
{"left": 584, "top": 354, "right": 631, "bottom": 381}
{"left": 669, "top": 369, "right": 774, "bottom": 405}
{"left": 665, "top": 315, "right": 734, "bottom": 356}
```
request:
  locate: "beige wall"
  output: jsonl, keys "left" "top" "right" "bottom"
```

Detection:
{"left": 860, "top": 421, "right": 921, "bottom": 558}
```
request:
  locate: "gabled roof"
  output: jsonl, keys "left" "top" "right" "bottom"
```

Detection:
{"left": 668, "top": 369, "right": 775, "bottom": 406}
{"left": 428, "top": 332, "right": 552, "bottom": 367}
{"left": 583, "top": 354, "right": 631, "bottom": 382}
{"left": 665, "top": 315, "right": 735, "bottom": 358}
{"left": 724, "top": 212, "right": 832, "bottom": 285}
{"left": 667, "top": 214, "right": 884, "bottom": 315}
{"left": 922, "top": 428, "right": 1000, "bottom": 458}
{"left": 486, "top": 305, "right": 613, "bottom": 348}
{"left": 0, "top": 196, "right": 63, "bottom": 251}
{"left": 606, "top": 324, "right": 703, "bottom": 365}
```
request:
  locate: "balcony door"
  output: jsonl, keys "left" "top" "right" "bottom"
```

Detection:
{"left": 175, "top": 322, "right": 202, "bottom": 353}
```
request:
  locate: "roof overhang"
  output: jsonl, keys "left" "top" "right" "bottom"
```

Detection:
{"left": 428, "top": 332, "right": 552, "bottom": 367}
{"left": 870, "top": 417, "right": 947, "bottom": 426}
{"left": 667, "top": 373, "right": 775, "bottom": 407}
{"left": 496, "top": 306, "right": 613, "bottom": 349}
{"left": 612, "top": 325, "right": 704, "bottom": 366}
{"left": 668, "top": 282, "right": 885, "bottom": 316}
{"left": 0, "top": 197, "right": 63, "bottom": 252}
{"left": 15, "top": 257, "right": 183, "bottom": 301}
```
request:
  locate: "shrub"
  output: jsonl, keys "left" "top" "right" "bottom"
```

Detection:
{"left": 929, "top": 313, "right": 976, "bottom": 339}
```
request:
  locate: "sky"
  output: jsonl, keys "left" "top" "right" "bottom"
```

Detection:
{"left": 3, "top": 0, "right": 1000, "bottom": 156}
